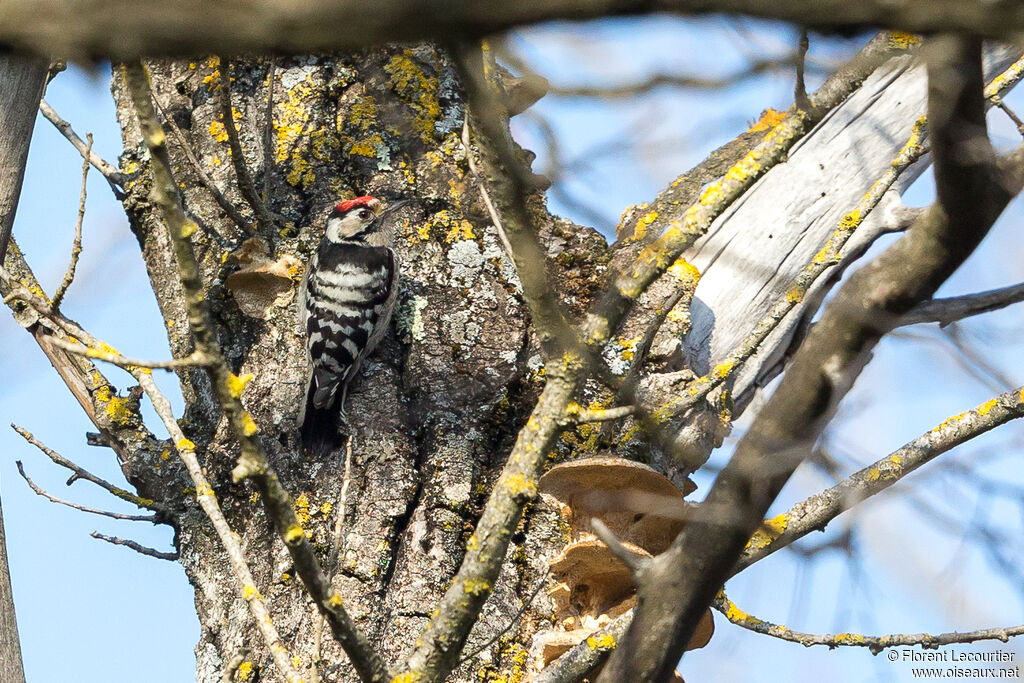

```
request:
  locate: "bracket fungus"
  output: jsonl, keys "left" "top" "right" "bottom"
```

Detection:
{"left": 224, "top": 237, "right": 302, "bottom": 319}
{"left": 531, "top": 456, "right": 712, "bottom": 673}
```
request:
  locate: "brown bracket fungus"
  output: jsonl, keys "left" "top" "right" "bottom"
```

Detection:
{"left": 224, "top": 237, "right": 302, "bottom": 319}
{"left": 530, "top": 457, "right": 712, "bottom": 675}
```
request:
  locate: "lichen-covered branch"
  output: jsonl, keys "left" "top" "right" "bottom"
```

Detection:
{"left": 122, "top": 61, "right": 388, "bottom": 683}
{"left": 0, "top": 251, "right": 159, "bottom": 468}
{"left": 598, "top": 35, "right": 1022, "bottom": 683}
{"left": 735, "top": 386, "right": 1024, "bottom": 572}
{"left": 533, "top": 615, "right": 632, "bottom": 683}
{"left": 715, "top": 591, "right": 1024, "bottom": 653}
{"left": 129, "top": 369, "right": 303, "bottom": 682}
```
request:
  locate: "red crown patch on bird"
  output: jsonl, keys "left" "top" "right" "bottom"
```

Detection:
{"left": 335, "top": 196, "right": 377, "bottom": 214}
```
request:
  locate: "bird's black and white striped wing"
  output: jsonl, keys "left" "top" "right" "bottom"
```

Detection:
{"left": 303, "top": 242, "right": 396, "bottom": 410}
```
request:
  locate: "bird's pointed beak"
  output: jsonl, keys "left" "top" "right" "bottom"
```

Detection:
{"left": 382, "top": 198, "right": 413, "bottom": 216}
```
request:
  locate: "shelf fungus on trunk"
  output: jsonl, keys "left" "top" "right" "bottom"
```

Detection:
{"left": 531, "top": 456, "right": 712, "bottom": 674}
{"left": 223, "top": 236, "right": 302, "bottom": 319}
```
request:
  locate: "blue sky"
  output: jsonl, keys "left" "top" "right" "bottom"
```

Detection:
{"left": 3, "top": 17, "right": 1024, "bottom": 682}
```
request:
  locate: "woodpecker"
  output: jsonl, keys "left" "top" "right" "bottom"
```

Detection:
{"left": 298, "top": 195, "right": 404, "bottom": 455}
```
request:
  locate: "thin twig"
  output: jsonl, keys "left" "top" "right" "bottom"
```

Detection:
{"left": 262, "top": 57, "right": 276, "bottom": 203}
{"left": 462, "top": 117, "right": 514, "bottom": 258}
{"left": 51, "top": 133, "right": 91, "bottom": 310}
{"left": 590, "top": 518, "right": 648, "bottom": 574}
{"left": 38, "top": 99, "right": 126, "bottom": 190}
{"left": 901, "top": 281, "right": 1024, "bottom": 327}
{"left": 44, "top": 334, "right": 212, "bottom": 371}
{"left": 218, "top": 58, "right": 274, "bottom": 234}
{"left": 795, "top": 29, "right": 811, "bottom": 111}
{"left": 313, "top": 434, "right": 356, "bottom": 682}
{"left": 715, "top": 590, "right": 1024, "bottom": 652}
{"left": 992, "top": 95, "right": 1024, "bottom": 135}
{"left": 147, "top": 80, "right": 251, "bottom": 235}
{"left": 734, "top": 385, "right": 1024, "bottom": 572}
{"left": 90, "top": 532, "right": 179, "bottom": 561}
{"left": 16, "top": 461, "right": 156, "bottom": 522}
{"left": 456, "top": 568, "right": 551, "bottom": 665}
{"left": 12, "top": 424, "right": 163, "bottom": 512}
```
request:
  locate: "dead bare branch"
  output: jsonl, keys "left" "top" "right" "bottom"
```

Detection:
{"left": 50, "top": 133, "right": 91, "bottom": 310}
{"left": 90, "top": 532, "right": 179, "bottom": 561}
{"left": 16, "top": 461, "right": 156, "bottom": 523}
{"left": 38, "top": 100, "right": 127, "bottom": 191}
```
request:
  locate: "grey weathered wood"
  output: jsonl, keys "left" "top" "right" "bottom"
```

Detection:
{"left": 682, "top": 45, "right": 1022, "bottom": 414}
{"left": 0, "top": 495, "right": 25, "bottom": 683}
{"left": 0, "top": 54, "right": 47, "bottom": 264}
{"left": 0, "top": 53, "right": 44, "bottom": 683}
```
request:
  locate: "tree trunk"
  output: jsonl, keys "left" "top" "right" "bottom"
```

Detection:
{"left": 0, "top": 52, "right": 48, "bottom": 683}
{"left": 110, "top": 48, "right": 599, "bottom": 681}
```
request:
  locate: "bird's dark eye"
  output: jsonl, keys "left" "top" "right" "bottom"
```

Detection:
{"left": 358, "top": 209, "right": 369, "bottom": 219}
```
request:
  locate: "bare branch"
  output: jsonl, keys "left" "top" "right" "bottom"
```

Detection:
{"left": 16, "top": 461, "right": 156, "bottom": 523}
{"left": 90, "top": 532, "right": 179, "bottom": 561}
{"left": 262, "top": 58, "right": 275, "bottom": 203}
{"left": 456, "top": 568, "right": 550, "bottom": 666}
{"left": 591, "top": 518, "right": 649, "bottom": 574}
{"left": 901, "top": 282, "right": 1024, "bottom": 327}
{"left": 38, "top": 100, "right": 127, "bottom": 190}
{"left": 547, "top": 54, "right": 814, "bottom": 98}
{"left": 313, "top": 434, "right": 356, "bottom": 680}
{"left": 455, "top": 45, "right": 577, "bottom": 359}
{"left": 12, "top": 424, "right": 163, "bottom": 512}
{"left": 51, "top": 133, "right": 91, "bottom": 310}
{"left": 0, "top": 54, "right": 47, "bottom": 266}
{"left": 794, "top": 30, "right": 810, "bottom": 111}
{"left": 715, "top": 591, "right": 1024, "bottom": 653}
